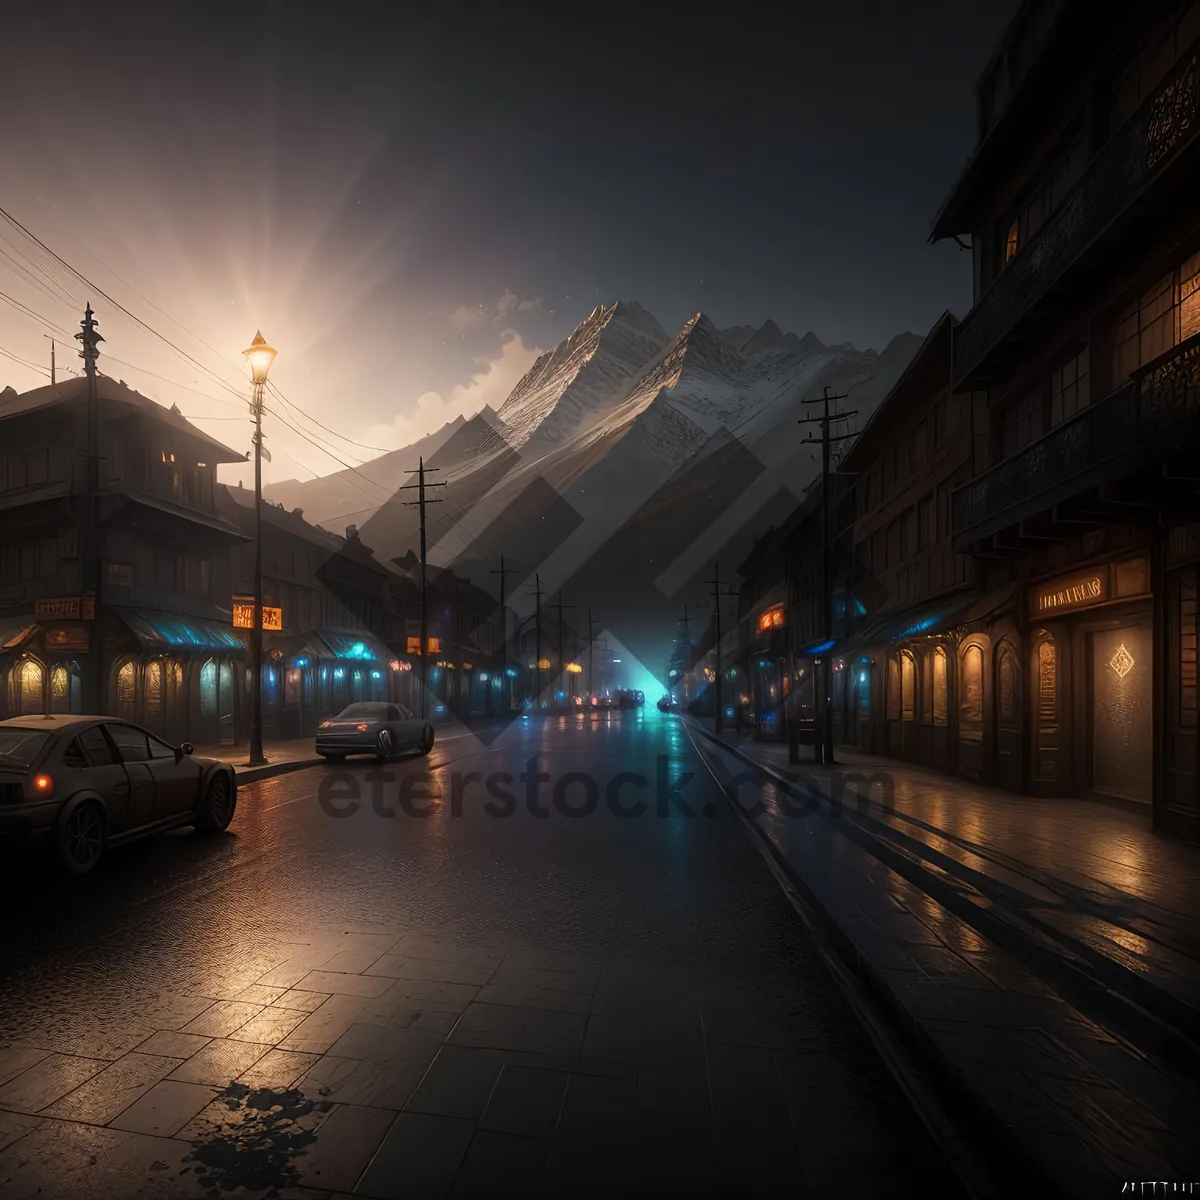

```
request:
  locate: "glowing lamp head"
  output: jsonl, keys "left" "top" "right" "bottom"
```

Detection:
{"left": 242, "top": 330, "right": 277, "bottom": 386}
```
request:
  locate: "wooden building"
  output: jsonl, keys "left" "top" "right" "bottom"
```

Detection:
{"left": 933, "top": 0, "right": 1200, "bottom": 836}
{"left": 0, "top": 375, "right": 248, "bottom": 744}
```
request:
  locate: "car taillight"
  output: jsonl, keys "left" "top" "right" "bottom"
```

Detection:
{"left": 30, "top": 773, "right": 53, "bottom": 799}
{"left": 356, "top": 723, "right": 370, "bottom": 732}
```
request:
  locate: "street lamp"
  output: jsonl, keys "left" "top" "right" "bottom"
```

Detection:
{"left": 243, "top": 331, "right": 277, "bottom": 766}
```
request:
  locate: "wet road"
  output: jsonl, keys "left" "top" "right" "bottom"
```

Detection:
{"left": 0, "top": 711, "right": 959, "bottom": 1198}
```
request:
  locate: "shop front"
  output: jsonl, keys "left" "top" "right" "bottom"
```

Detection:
{"left": 1161, "top": 523, "right": 1200, "bottom": 840}
{"left": 748, "top": 605, "right": 790, "bottom": 741}
{"left": 1025, "top": 556, "right": 1153, "bottom": 810}
{"left": 110, "top": 608, "right": 248, "bottom": 745}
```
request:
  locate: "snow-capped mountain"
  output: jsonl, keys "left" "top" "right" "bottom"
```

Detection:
{"left": 269, "top": 301, "right": 922, "bottom": 668}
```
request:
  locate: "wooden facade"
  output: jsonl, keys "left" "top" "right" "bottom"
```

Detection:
{"left": 934, "top": 0, "right": 1200, "bottom": 837}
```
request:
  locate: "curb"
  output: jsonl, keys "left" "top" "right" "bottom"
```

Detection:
{"left": 234, "top": 758, "right": 324, "bottom": 785}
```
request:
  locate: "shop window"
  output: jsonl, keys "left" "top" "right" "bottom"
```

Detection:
{"left": 933, "top": 647, "right": 948, "bottom": 726}
{"left": 18, "top": 658, "right": 43, "bottom": 714}
{"left": 960, "top": 643, "right": 984, "bottom": 739}
{"left": 901, "top": 652, "right": 915, "bottom": 722}
{"left": 200, "top": 660, "right": 217, "bottom": 718}
{"left": 1038, "top": 639, "right": 1058, "bottom": 723}
{"left": 145, "top": 660, "right": 164, "bottom": 724}
{"left": 115, "top": 660, "right": 137, "bottom": 720}
{"left": 855, "top": 665, "right": 870, "bottom": 712}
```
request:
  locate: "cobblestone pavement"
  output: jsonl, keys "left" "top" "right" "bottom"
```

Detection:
{"left": 0, "top": 711, "right": 959, "bottom": 1199}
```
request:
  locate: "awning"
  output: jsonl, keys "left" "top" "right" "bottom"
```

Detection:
{"left": 0, "top": 617, "right": 37, "bottom": 653}
{"left": 316, "top": 630, "right": 393, "bottom": 663}
{"left": 849, "top": 591, "right": 981, "bottom": 650}
{"left": 847, "top": 582, "right": 1018, "bottom": 652}
{"left": 115, "top": 609, "right": 248, "bottom": 656}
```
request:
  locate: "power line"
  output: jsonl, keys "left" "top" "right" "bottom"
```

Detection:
{"left": 267, "top": 381, "right": 397, "bottom": 456}
{"left": 0, "top": 206, "right": 246, "bottom": 404}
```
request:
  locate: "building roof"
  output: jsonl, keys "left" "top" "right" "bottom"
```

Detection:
{"left": 218, "top": 482, "right": 347, "bottom": 552}
{"left": 0, "top": 374, "right": 246, "bottom": 463}
{"left": 837, "top": 313, "right": 957, "bottom": 474}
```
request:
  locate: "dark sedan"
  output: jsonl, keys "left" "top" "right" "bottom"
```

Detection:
{"left": 316, "top": 702, "right": 434, "bottom": 761}
{"left": 0, "top": 715, "right": 237, "bottom": 875}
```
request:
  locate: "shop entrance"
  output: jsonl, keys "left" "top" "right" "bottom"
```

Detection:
{"left": 1089, "top": 623, "right": 1152, "bottom": 805}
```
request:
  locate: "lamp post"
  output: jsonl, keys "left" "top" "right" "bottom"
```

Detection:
{"left": 243, "top": 331, "right": 277, "bottom": 767}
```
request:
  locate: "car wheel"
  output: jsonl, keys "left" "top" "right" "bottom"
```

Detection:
{"left": 419, "top": 725, "right": 434, "bottom": 756}
{"left": 54, "top": 799, "right": 105, "bottom": 876}
{"left": 195, "top": 771, "right": 237, "bottom": 833}
{"left": 376, "top": 728, "right": 394, "bottom": 761}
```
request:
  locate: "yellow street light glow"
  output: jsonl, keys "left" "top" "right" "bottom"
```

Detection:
{"left": 565, "top": 662, "right": 583, "bottom": 673}
{"left": 242, "top": 330, "right": 278, "bottom": 385}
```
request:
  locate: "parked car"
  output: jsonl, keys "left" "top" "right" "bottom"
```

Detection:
{"left": 316, "top": 702, "right": 434, "bottom": 762}
{"left": 0, "top": 715, "right": 237, "bottom": 876}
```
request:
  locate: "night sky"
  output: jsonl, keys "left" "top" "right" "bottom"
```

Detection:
{"left": 2, "top": 1, "right": 1011, "bottom": 485}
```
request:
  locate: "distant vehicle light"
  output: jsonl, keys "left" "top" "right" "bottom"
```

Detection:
{"left": 32, "top": 773, "right": 53, "bottom": 795}
{"left": 356, "top": 723, "right": 370, "bottom": 732}
{"left": 319, "top": 720, "right": 332, "bottom": 729}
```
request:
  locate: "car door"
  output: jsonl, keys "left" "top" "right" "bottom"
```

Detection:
{"left": 62, "top": 726, "right": 135, "bottom": 834}
{"left": 104, "top": 723, "right": 156, "bottom": 827}
{"left": 145, "top": 731, "right": 203, "bottom": 819}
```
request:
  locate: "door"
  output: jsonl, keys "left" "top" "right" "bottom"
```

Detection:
{"left": 146, "top": 731, "right": 204, "bottom": 818}
{"left": 994, "top": 640, "right": 1023, "bottom": 791}
{"left": 62, "top": 726, "right": 134, "bottom": 833}
{"left": 1090, "top": 624, "right": 1152, "bottom": 804}
{"left": 218, "top": 661, "right": 236, "bottom": 745}
{"left": 104, "top": 723, "right": 156, "bottom": 826}
{"left": 1031, "top": 632, "right": 1066, "bottom": 794}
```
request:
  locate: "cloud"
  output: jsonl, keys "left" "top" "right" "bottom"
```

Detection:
{"left": 449, "top": 290, "right": 541, "bottom": 330}
{"left": 365, "top": 330, "right": 543, "bottom": 449}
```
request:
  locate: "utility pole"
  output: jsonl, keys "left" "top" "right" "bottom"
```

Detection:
{"left": 398, "top": 456, "right": 445, "bottom": 718}
{"left": 551, "top": 589, "right": 575, "bottom": 705}
{"left": 709, "top": 561, "right": 739, "bottom": 735}
{"left": 489, "top": 555, "right": 517, "bottom": 714}
{"left": 50, "top": 337, "right": 56, "bottom": 384}
{"left": 526, "top": 574, "right": 546, "bottom": 707}
{"left": 76, "top": 306, "right": 103, "bottom": 716}
{"left": 799, "top": 385, "right": 857, "bottom": 766}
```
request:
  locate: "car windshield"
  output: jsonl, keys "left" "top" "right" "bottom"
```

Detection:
{"left": 0, "top": 729, "right": 51, "bottom": 769}
{"left": 336, "top": 703, "right": 387, "bottom": 719}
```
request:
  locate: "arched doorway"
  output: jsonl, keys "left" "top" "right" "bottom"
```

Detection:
{"left": 17, "top": 657, "right": 44, "bottom": 715}
{"left": 995, "top": 638, "right": 1023, "bottom": 791}
{"left": 852, "top": 661, "right": 872, "bottom": 750}
{"left": 900, "top": 649, "right": 916, "bottom": 757}
{"left": 114, "top": 659, "right": 137, "bottom": 721}
{"left": 958, "top": 638, "right": 987, "bottom": 781}
{"left": 49, "top": 661, "right": 82, "bottom": 714}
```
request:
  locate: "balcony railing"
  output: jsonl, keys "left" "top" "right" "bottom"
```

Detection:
{"left": 952, "top": 332, "right": 1200, "bottom": 546}
{"left": 954, "top": 47, "right": 1200, "bottom": 387}
{"left": 951, "top": 382, "right": 1136, "bottom": 546}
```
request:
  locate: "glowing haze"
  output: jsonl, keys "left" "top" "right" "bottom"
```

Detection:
{"left": 1, "top": 2, "right": 1010, "bottom": 490}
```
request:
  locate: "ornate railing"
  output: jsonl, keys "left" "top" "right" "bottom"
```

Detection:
{"left": 954, "top": 48, "right": 1200, "bottom": 386}
{"left": 1137, "top": 332, "right": 1200, "bottom": 439}
{"left": 951, "top": 383, "right": 1136, "bottom": 542}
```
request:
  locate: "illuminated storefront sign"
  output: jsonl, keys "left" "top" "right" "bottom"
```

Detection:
{"left": 35, "top": 596, "right": 95, "bottom": 621}
{"left": 1030, "top": 573, "right": 1107, "bottom": 616}
{"left": 233, "top": 601, "right": 283, "bottom": 631}
{"left": 757, "top": 605, "right": 785, "bottom": 633}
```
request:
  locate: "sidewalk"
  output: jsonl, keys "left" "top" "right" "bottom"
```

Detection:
{"left": 687, "top": 717, "right": 1200, "bottom": 1197}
